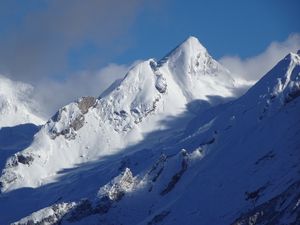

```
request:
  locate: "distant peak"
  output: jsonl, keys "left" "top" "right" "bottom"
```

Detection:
{"left": 297, "top": 49, "right": 300, "bottom": 55}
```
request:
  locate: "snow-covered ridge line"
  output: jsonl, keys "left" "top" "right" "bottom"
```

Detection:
{"left": 239, "top": 51, "right": 300, "bottom": 119}
{"left": 0, "top": 36, "right": 236, "bottom": 193}
{"left": 11, "top": 148, "right": 204, "bottom": 225}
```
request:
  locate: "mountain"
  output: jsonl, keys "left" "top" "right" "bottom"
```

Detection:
{"left": 0, "top": 75, "right": 45, "bottom": 128}
{"left": 0, "top": 37, "right": 299, "bottom": 225}
{"left": 0, "top": 36, "right": 237, "bottom": 193}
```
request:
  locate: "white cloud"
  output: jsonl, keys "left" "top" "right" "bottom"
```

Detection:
{"left": 220, "top": 33, "right": 300, "bottom": 81}
{"left": 33, "top": 63, "right": 136, "bottom": 117}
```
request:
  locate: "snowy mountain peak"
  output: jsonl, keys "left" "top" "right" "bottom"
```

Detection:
{"left": 159, "top": 36, "right": 208, "bottom": 67}
{"left": 158, "top": 36, "right": 235, "bottom": 100}
{"left": 240, "top": 51, "right": 300, "bottom": 120}
{"left": 174, "top": 36, "right": 207, "bottom": 55}
{"left": 0, "top": 75, "right": 45, "bottom": 127}
{"left": 0, "top": 36, "right": 237, "bottom": 193}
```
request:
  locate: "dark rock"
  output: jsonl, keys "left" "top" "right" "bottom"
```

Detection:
{"left": 233, "top": 181, "right": 300, "bottom": 225}
{"left": 95, "top": 196, "right": 113, "bottom": 214}
{"left": 17, "top": 154, "right": 34, "bottom": 165}
{"left": 70, "top": 115, "right": 84, "bottom": 131}
{"left": 147, "top": 211, "right": 170, "bottom": 225}
{"left": 255, "top": 151, "right": 275, "bottom": 165}
{"left": 13, "top": 203, "right": 74, "bottom": 225}
{"left": 67, "top": 199, "right": 94, "bottom": 222}
{"left": 160, "top": 153, "right": 188, "bottom": 196}
{"left": 77, "top": 96, "right": 96, "bottom": 114}
{"left": 285, "top": 87, "right": 300, "bottom": 104}
{"left": 155, "top": 74, "right": 167, "bottom": 93}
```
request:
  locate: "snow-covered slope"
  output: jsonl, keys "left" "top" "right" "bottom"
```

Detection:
{"left": 0, "top": 36, "right": 237, "bottom": 193}
{"left": 0, "top": 75, "right": 45, "bottom": 127}
{"left": 1, "top": 39, "right": 299, "bottom": 225}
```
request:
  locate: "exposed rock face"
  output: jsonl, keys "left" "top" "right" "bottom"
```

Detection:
{"left": 285, "top": 85, "right": 300, "bottom": 103}
{"left": 11, "top": 202, "right": 75, "bottom": 225}
{"left": 16, "top": 154, "right": 34, "bottom": 165}
{"left": 66, "top": 199, "right": 95, "bottom": 222}
{"left": 160, "top": 150, "right": 189, "bottom": 196}
{"left": 98, "top": 168, "right": 135, "bottom": 202}
{"left": 6, "top": 153, "right": 34, "bottom": 168}
{"left": 155, "top": 74, "right": 167, "bottom": 93}
{"left": 0, "top": 152, "right": 35, "bottom": 191}
{"left": 63, "top": 169, "right": 136, "bottom": 223}
{"left": 231, "top": 181, "right": 300, "bottom": 225}
{"left": 148, "top": 154, "right": 167, "bottom": 184}
{"left": 47, "top": 96, "right": 96, "bottom": 139}
{"left": 146, "top": 149, "right": 202, "bottom": 196}
{"left": 77, "top": 96, "right": 96, "bottom": 114}
{"left": 147, "top": 211, "right": 170, "bottom": 225}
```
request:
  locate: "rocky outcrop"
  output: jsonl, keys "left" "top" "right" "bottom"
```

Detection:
{"left": 66, "top": 199, "right": 96, "bottom": 222}
{"left": 98, "top": 168, "right": 135, "bottom": 202}
{"left": 155, "top": 74, "right": 167, "bottom": 94}
{"left": 47, "top": 96, "right": 96, "bottom": 139}
{"left": 12, "top": 202, "right": 76, "bottom": 225}
{"left": 160, "top": 150, "right": 189, "bottom": 196}
{"left": 147, "top": 211, "right": 170, "bottom": 225}
{"left": 231, "top": 181, "right": 300, "bottom": 225}
{"left": 66, "top": 168, "right": 136, "bottom": 222}
{"left": 77, "top": 96, "right": 96, "bottom": 114}
{"left": 6, "top": 153, "right": 34, "bottom": 167}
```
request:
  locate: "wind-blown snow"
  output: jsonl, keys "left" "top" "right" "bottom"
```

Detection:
{"left": 0, "top": 75, "right": 45, "bottom": 127}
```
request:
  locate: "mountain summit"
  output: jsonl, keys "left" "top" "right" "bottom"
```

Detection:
{"left": 159, "top": 36, "right": 235, "bottom": 100}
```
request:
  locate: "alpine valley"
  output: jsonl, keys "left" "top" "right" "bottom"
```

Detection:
{"left": 0, "top": 37, "right": 299, "bottom": 225}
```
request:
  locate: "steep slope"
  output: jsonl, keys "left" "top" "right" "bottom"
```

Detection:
{"left": 0, "top": 37, "right": 237, "bottom": 193}
{"left": 0, "top": 75, "right": 45, "bottom": 127}
{"left": 159, "top": 36, "right": 235, "bottom": 100}
{"left": 5, "top": 51, "right": 300, "bottom": 225}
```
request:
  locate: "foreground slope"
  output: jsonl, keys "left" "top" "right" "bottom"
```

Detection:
{"left": 1, "top": 50, "right": 300, "bottom": 224}
{"left": 0, "top": 36, "right": 236, "bottom": 193}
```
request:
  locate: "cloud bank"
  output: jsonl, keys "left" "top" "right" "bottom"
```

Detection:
{"left": 33, "top": 63, "right": 137, "bottom": 117}
{"left": 220, "top": 33, "right": 300, "bottom": 81}
{"left": 0, "top": 0, "right": 146, "bottom": 81}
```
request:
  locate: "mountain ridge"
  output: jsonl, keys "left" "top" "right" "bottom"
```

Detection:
{"left": 0, "top": 36, "right": 238, "bottom": 193}
{"left": 0, "top": 38, "right": 299, "bottom": 225}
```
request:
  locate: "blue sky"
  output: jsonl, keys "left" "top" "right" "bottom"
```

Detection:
{"left": 0, "top": 0, "right": 299, "bottom": 82}
{"left": 125, "top": 0, "right": 300, "bottom": 61}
